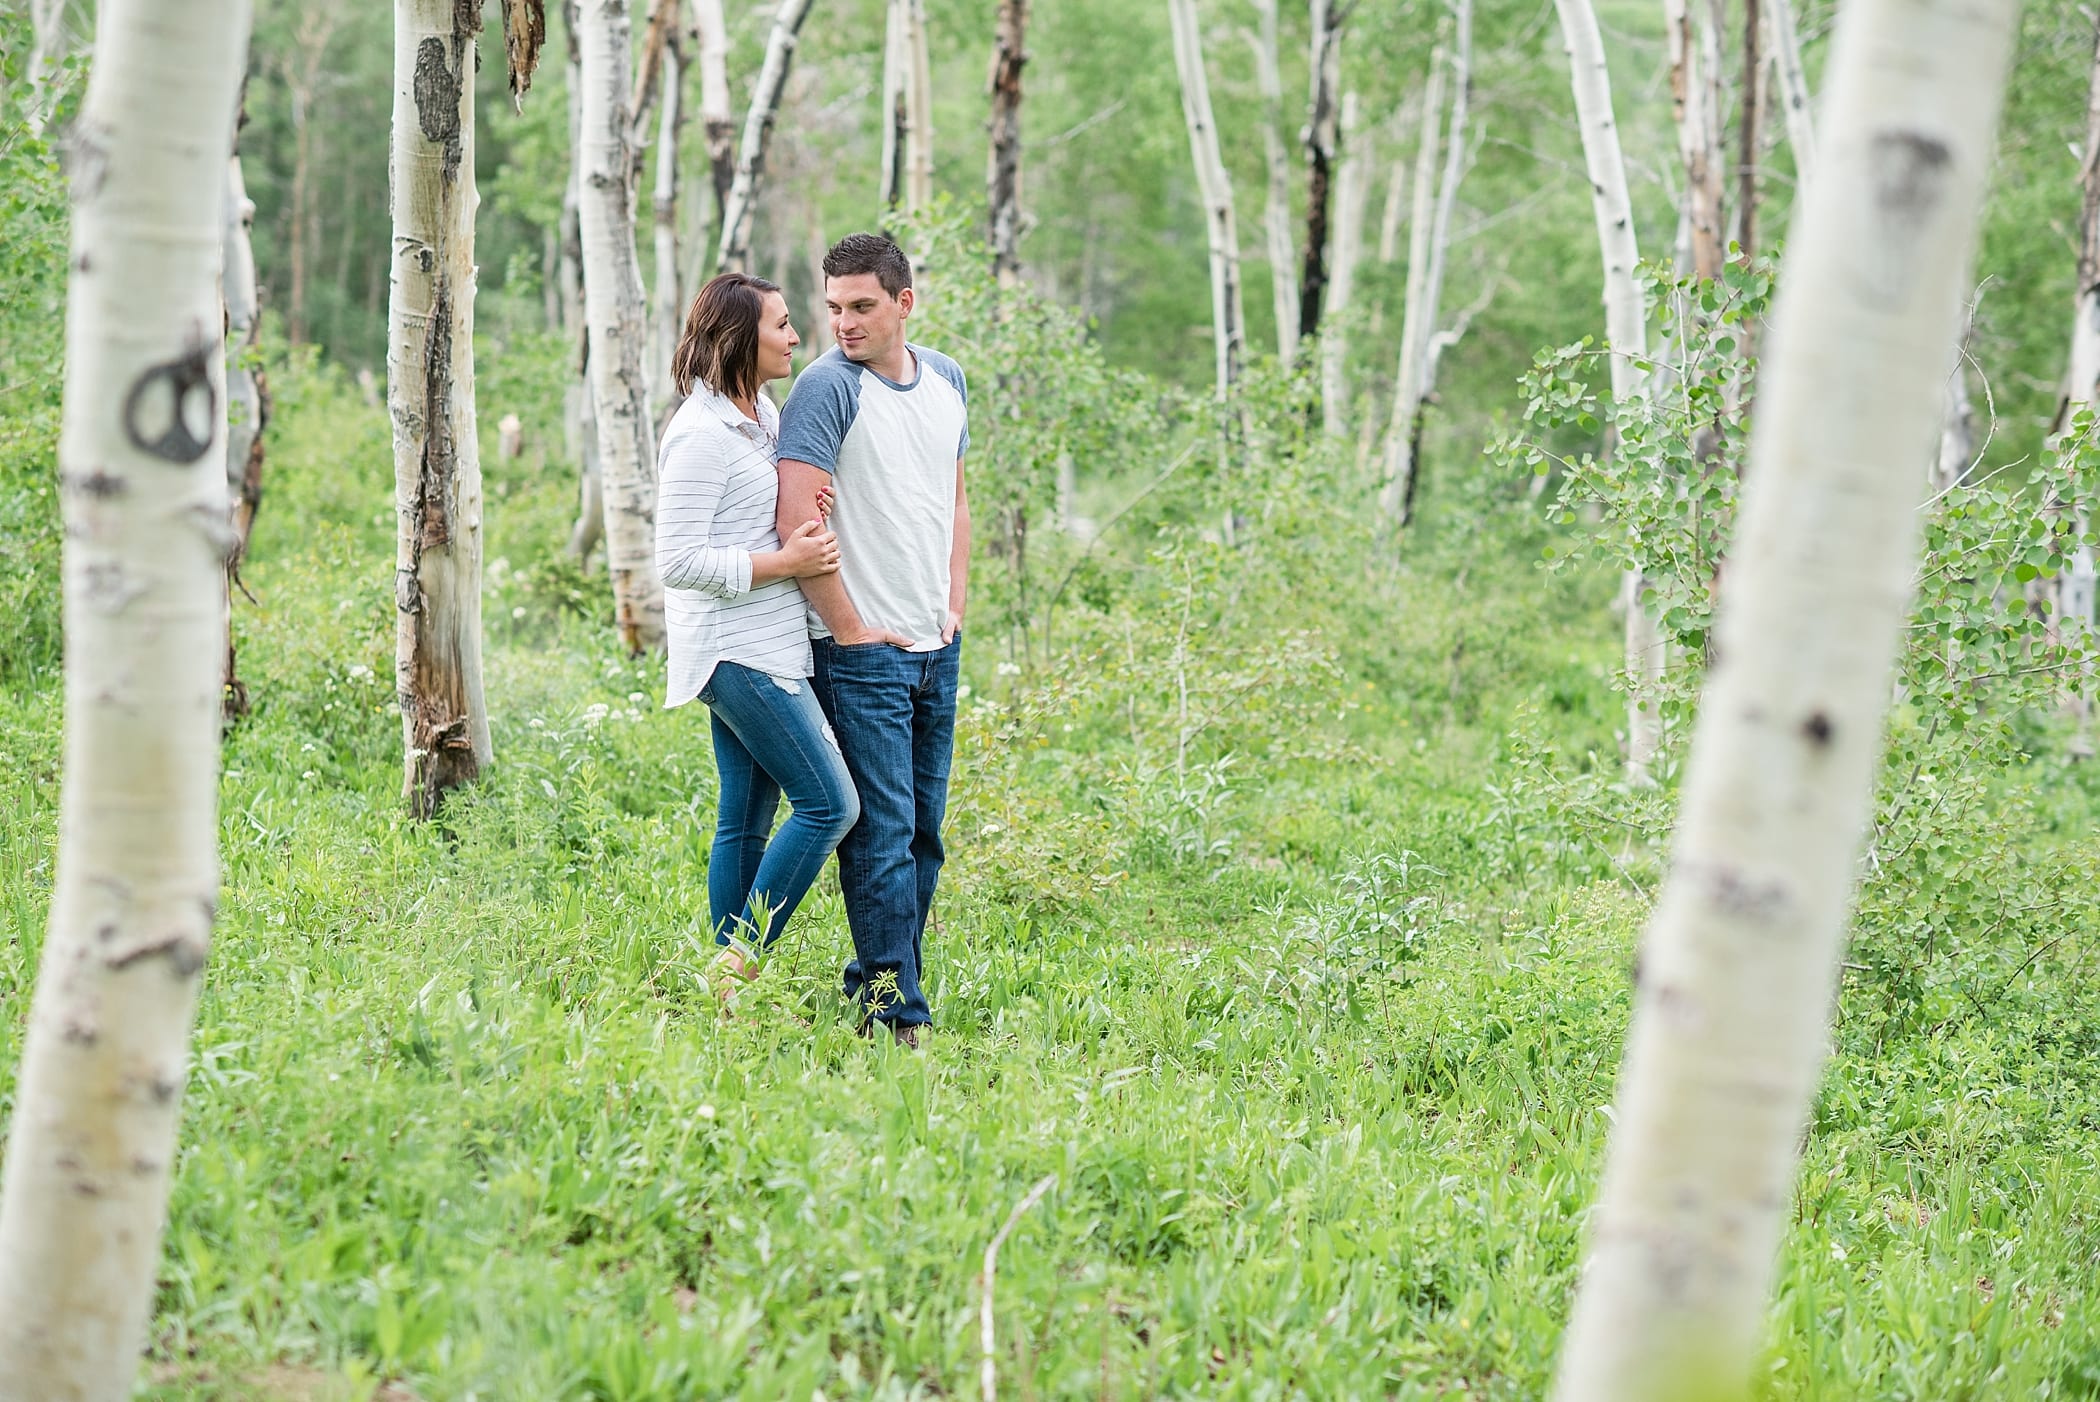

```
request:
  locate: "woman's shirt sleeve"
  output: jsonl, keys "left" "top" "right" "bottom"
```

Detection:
{"left": 655, "top": 423, "right": 755, "bottom": 599}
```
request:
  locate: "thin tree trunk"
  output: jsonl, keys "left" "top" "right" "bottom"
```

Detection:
{"left": 988, "top": 0, "right": 1030, "bottom": 289}
{"left": 716, "top": 0, "right": 817, "bottom": 273}
{"left": 581, "top": 0, "right": 667, "bottom": 651}
{"left": 1556, "top": 0, "right": 1663, "bottom": 784}
{"left": 567, "top": 364, "right": 607, "bottom": 560}
{"left": 2051, "top": 16, "right": 2100, "bottom": 743}
{"left": 905, "top": 0, "right": 935, "bottom": 212}
{"left": 694, "top": 0, "right": 735, "bottom": 223}
{"left": 1381, "top": 0, "right": 1472, "bottom": 527}
{"left": 1249, "top": 0, "right": 1297, "bottom": 361}
{"left": 222, "top": 146, "right": 270, "bottom": 723}
{"left": 1320, "top": 92, "right": 1367, "bottom": 439}
{"left": 1551, "top": 0, "right": 2020, "bottom": 1395}
{"left": 1299, "top": 0, "right": 1341, "bottom": 346}
{"left": 880, "top": 0, "right": 909, "bottom": 209}
{"left": 390, "top": 0, "right": 495, "bottom": 818}
{"left": 25, "top": 0, "right": 70, "bottom": 136}
{"left": 649, "top": 16, "right": 687, "bottom": 418}
{"left": 1765, "top": 0, "right": 1815, "bottom": 185}
{"left": 1377, "top": 140, "right": 1406, "bottom": 264}
{"left": 560, "top": 0, "right": 603, "bottom": 562}
{"left": 1736, "top": 0, "right": 1761, "bottom": 262}
{"left": 1666, "top": 0, "right": 1726, "bottom": 280}
{"left": 280, "top": 11, "right": 339, "bottom": 347}
{"left": 0, "top": 3, "right": 250, "bottom": 1396}
{"left": 1168, "top": 0, "right": 1246, "bottom": 401}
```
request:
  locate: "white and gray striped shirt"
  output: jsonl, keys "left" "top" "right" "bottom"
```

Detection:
{"left": 655, "top": 385, "right": 812, "bottom": 708}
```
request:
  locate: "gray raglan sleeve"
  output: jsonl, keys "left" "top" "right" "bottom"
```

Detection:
{"left": 776, "top": 358, "right": 861, "bottom": 473}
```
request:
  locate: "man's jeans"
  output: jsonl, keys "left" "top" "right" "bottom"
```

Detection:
{"left": 699, "top": 661, "right": 860, "bottom": 950}
{"left": 811, "top": 634, "right": 961, "bottom": 1029}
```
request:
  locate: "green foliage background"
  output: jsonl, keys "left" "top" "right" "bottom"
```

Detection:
{"left": 3, "top": 1, "right": 2100, "bottom": 1398}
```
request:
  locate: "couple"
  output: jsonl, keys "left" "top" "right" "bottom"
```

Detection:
{"left": 654, "top": 232, "right": 968, "bottom": 1049}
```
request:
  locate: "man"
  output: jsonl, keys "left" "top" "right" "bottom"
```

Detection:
{"left": 775, "top": 232, "right": 969, "bottom": 1049}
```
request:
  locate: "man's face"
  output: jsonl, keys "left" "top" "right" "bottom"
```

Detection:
{"left": 826, "top": 272, "right": 912, "bottom": 366}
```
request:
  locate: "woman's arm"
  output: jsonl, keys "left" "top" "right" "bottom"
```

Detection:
{"left": 656, "top": 427, "right": 754, "bottom": 599}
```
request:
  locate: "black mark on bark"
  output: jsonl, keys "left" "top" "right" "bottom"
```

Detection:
{"left": 123, "top": 346, "right": 216, "bottom": 464}
{"left": 107, "top": 934, "right": 207, "bottom": 977}
{"left": 1870, "top": 131, "right": 1952, "bottom": 221}
{"left": 1802, "top": 711, "right": 1834, "bottom": 746}
{"left": 414, "top": 37, "right": 466, "bottom": 182}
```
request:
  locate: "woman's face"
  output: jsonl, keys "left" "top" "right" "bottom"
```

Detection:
{"left": 757, "top": 291, "right": 799, "bottom": 383}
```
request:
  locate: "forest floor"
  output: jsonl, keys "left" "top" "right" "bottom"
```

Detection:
{"left": 3, "top": 360, "right": 2099, "bottom": 1401}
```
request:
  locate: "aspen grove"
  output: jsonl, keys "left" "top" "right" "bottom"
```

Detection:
{"left": 2, "top": 0, "right": 2099, "bottom": 1397}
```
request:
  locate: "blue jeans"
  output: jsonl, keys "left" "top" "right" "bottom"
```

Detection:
{"left": 811, "top": 635, "right": 961, "bottom": 1029}
{"left": 698, "top": 661, "right": 859, "bottom": 950}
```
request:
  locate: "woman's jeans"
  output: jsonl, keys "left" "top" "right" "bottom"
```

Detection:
{"left": 811, "top": 634, "right": 961, "bottom": 1030}
{"left": 699, "top": 661, "right": 859, "bottom": 951}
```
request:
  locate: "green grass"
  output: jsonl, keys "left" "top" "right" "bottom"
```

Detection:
{"left": 2, "top": 358, "right": 2098, "bottom": 1401}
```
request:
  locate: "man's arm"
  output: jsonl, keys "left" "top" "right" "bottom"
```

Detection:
{"left": 778, "top": 457, "right": 899, "bottom": 646}
{"left": 943, "top": 457, "right": 969, "bottom": 645}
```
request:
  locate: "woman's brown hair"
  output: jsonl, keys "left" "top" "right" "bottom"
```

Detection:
{"left": 671, "top": 272, "right": 783, "bottom": 401}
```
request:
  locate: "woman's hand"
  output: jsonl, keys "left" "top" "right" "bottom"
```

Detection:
{"left": 778, "top": 517, "right": 840, "bottom": 577}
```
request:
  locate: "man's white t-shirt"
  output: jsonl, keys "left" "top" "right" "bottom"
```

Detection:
{"left": 777, "top": 343, "right": 970, "bottom": 652}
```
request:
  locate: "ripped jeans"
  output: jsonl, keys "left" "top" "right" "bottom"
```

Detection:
{"left": 698, "top": 661, "right": 860, "bottom": 950}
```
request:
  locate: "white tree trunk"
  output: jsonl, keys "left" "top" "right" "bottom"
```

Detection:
{"left": 223, "top": 152, "right": 267, "bottom": 560}
{"left": 1551, "top": 1, "right": 2020, "bottom": 1396}
{"left": 26, "top": 0, "right": 72, "bottom": 137}
{"left": 693, "top": 0, "right": 734, "bottom": 225}
{"left": 1168, "top": 0, "right": 1246, "bottom": 400}
{"left": 716, "top": 0, "right": 816, "bottom": 273}
{"left": 649, "top": 29, "right": 685, "bottom": 419}
{"left": 905, "top": 0, "right": 935, "bottom": 212}
{"left": 1766, "top": 0, "right": 1815, "bottom": 187}
{"left": 1555, "top": 0, "right": 1664, "bottom": 783}
{"left": 390, "top": 0, "right": 494, "bottom": 817}
{"left": 1381, "top": 0, "right": 1472, "bottom": 527}
{"left": 1249, "top": 0, "right": 1298, "bottom": 361}
{"left": 1320, "top": 92, "right": 1367, "bottom": 439}
{"left": 567, "top": 369, "right": 607, "bottom": 560}
{"left": 0, "top": 3, "right": 250, "bottom": 1396}
{"left": 580, "top": 0, "right": 667, "bottom": 652}
{"left": 1666, "top": 0, "right": 1727, "bottom": 279}
{"left": 880, "top": 0, "right": 908, "bottom": 208}
{"left": 1378, "top": 143, "right": 1407, "bottom": 264}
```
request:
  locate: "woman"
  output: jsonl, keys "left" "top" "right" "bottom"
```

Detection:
{"left": 656, "top": 272, "right": 857, "bottom": 1001}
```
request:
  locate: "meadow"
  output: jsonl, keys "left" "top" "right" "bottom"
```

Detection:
{"left": 6, "top": 333, "right": 2099, "bottom": 1400}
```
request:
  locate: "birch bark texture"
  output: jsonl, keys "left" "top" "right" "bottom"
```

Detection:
{"left": 1550, "top": 2, "right": 2021, "bottom": 1397}
{"left": 1553, "top": 0, "right": 1663, "bottom": 785}
{"left": 580, "top": 0, "right": 667, "bottom": 652}
{"left": 716, "top": 0, "right": 817, "bottom": 274}
{"left": 1319, "top": 92, "right": 1367, "bottom": 439}
{"left": 1380, "top": 0, "right": 1472, "bottom": 527}
{"left": 694, "top": 0, "right": 736, "bottom": 223}
{"left": 1248, "top": 0, "right": 1299, "bottom": 361}
{"left": 1666, "top": 0, "right": 1727, "bottom": 280}
{"left": 1168, "top": 0, "right": 1246, "bottom": 399}
{"left": 648, "top": 7, "right": 688, "bottom": 417}
{"left": 988, "top": 0, "right": 1030, "bottom": 288}
{"left": 390, "top": 0, "right": 495, "bottom": 818}
{"left": 0, "top": 2, "right": 251, "bottom": 1396}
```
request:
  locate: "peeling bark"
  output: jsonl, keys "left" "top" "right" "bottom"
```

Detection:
{"left": 501, "top": 0, "right": 548, "bottom": 110}
{"left": 580, "top": 0, "right": 667, "bottom": 650}
{"left": 1299, "top": 0, "right": 1341, "bottom": 347}
{"left": 988, "top": 0, "right": 1030, "bottom": 289}
{"left": 0, "top": 2, "right": 252, "bottom": 1395}
{"left": 391, "top": 0, "right": 495, "bottom": 818}
{"left": 1551, "top": 0, "right": 2020, "bottom": 1394}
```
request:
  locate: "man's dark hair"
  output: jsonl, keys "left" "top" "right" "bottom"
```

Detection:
{"left": 672, "top": 272, "right": 781, "bottom": 400}
{"left": 823, "top": 232, "right": 913, "bottom": 298}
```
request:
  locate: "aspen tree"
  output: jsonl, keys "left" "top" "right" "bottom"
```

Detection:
{"left": 2046, "top": 15, "right": 2100, "bottom": 728}
{"left": 1300, "top": 0, "right": 1342, "bottom": 345}
{"left": 559, "top": 1, "right": 606, "bottom": 563}
{"left": 881, "top": 0, "right": 911, "bottom": 209}
{"left": 1766, "top": 0, "right": 1815, "bottom": 183}
{"left": 644, "top": 0, "right": 689, "bottom": 417}
{"left": 988, "top": 0, "right": 1030, "bottom": 288}
{"left": 717, "top": 0, "right": 817, "bottom": 273}
{"left": 1666, "top": 0, "right": 1726, "bottom": 281}
{"left": 1168, "top": 0, "right": 1246, "bottom": 400}
{"left": 1380, "top": 0, "right": 1472, "bottom": 526}
{"left": 581, "top": 0, "right": 668, "bottom": 652}
{"left": 694, "top": 0, "right": 735, "bottom": 223}
{"left": 390, "top": 0, "right": 497, "bottom": 817}
{"left": 25, "top": 0, "right": 70, "bottom": 137}
{"left": 1554, "top": 0, "right": 1665, "bottom": 785}
{"left": 1248, "top": 0, "right": 1298, "bottom": 361}
{"left": 1320, "top": 92, "right": 1368, "bottom": 439}
{"left": 1551, "top": 1, "right": 2021, "bottom": 1396}
{"left": 905, "top": 0, "right": 935, "bottom": 212}
{"left": 0, "top": 2, "right": 251, "bottom": 1396}
{"left": 221, "top": 138, "right": 269, "bottom": 722}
